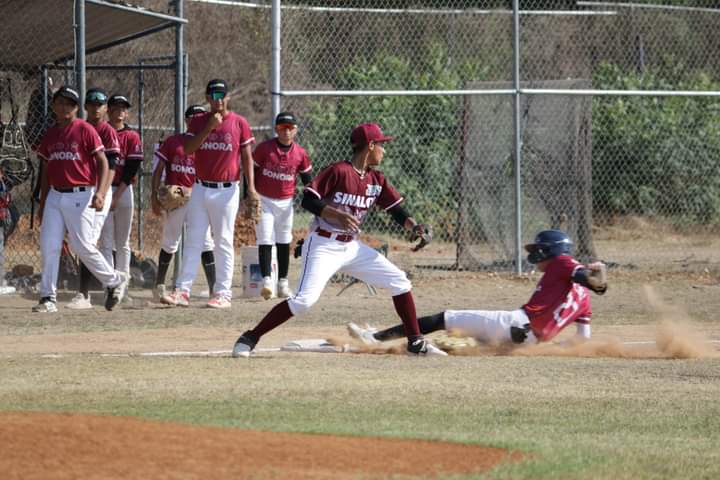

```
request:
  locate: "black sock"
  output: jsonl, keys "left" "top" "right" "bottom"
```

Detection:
{"left": 201, "top": 250, "right": 216, "bottom": 295}
{"left": 156, "top": 249, "right": 173, "bottom": 286}
{"left": 276, "top": 243, "right": 290, "bottom": 279}
{"left": 373, "top": 312, "right": 446, "bottom": 341}
{"left": 79, "top": 262, "right": 91, "bottom": 297}
{"left": 258, "top": 244, "right": 273, "bottom": 278}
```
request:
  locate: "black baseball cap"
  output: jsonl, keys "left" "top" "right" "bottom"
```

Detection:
{"left": 52, "top": 86, "right": 80, "bottom": 105}
{"left": 275, "top": 112, "right": 298, "bottom": 126}
{"left": 108, "top": 94, "right": 132, "bottom": 108}
{"left": 206, "top": 79, "right": 228, "bottom": 100}
{"left": 85, "top": 88, "right": 108, "bottom": 105}
{"left": 185, "top": 104, "right": 206, "bottom": 118}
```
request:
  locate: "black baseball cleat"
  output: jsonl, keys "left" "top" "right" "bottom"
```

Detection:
{"left": 104, "top": 272, "right": 128, "bottom": 311}
{"left": 232, "top": 331, "right": 258, "bottom": 358}
{"left": 406, "top": 338, "right": 448, "bottom": 357}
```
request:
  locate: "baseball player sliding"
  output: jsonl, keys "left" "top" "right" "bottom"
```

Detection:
{"left": 163, "top": 79, "right": 260, "bottom": 308}
{"left": 151, "top": 105, "right": 216, "bottom": 302}
{"left": 99, "top": 94, "right": 143, "bottom": 299}
{"left": 348, "top": 230, "right": 608, "bottom": 349}
{"left": 253, "top": 112, "right": 312, "bottom": 299}
{"left": 66, "top": 88, "right": 121, "bottom": 309}
{"left": 232, "top": 122, "right": 446, "bottom": 357}
{"left": 34, "top": 86, "right": 128, "bottom": 313}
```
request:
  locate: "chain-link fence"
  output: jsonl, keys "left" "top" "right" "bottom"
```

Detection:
{"left": 275, "top": 0, "right": 720, "bottom": 276}
{"left": 3, "top": 0, "right": 720, "bottom": 292}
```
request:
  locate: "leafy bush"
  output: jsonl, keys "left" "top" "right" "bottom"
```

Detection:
{"left": 592, "top": 63, "right": 720, "bottom": 225}
{"left": 302, "top": 43, "right": 490, "bottom": 238}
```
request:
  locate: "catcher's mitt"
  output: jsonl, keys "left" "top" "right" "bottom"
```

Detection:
{"left": 244, "top": 193, "right": 262, "bottom": 223}
{"left": 410, "top": 223, "right": 433, "bottom": 252}
{"left": 586, "top": 261, "right": 608, "bottom": 295}
{"left": 157, "top": 184, "right": 191, "bottom": 211}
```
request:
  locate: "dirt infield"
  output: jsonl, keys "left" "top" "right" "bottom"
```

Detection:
{"left": 1, "top": 412, "right": 520, "bottom": 480}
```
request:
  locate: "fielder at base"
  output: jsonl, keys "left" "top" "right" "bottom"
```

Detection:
{"left": 34, "top": 86, "right": 128, "bottom": 313}
{"left": 163, "top": 79, "right": 258, "bottom": 309}
{"left": 253, "top": 111, "right": 313, "bottom": 300}
{"left": 151, "top": 105, "right": 215, "bottom": 302}
{"left": 65, "top": 87, "right": 120, "bottom": 310}
{"left": 348, "top": 230, "right": 608, "bottom": 348}
{"left": 98, "top": 94, "right": 143, "bottom": 293}
{"left": 232, "top": 123, "right": 447, "bottom": 357}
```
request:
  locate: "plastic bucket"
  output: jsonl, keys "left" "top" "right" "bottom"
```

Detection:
{"left": 241, "top": 245, "right": 277, "bottom": 298}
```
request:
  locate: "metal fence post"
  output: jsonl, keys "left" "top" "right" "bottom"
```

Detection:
{"left": 271, "top": 0, "right": 281, "bottom": 126}
{"left": 512, "top": 0, "right": 522, "bottom": 274}
{"left": 173, "top": 0, "right": 185, "bottom": 284}
{"left": 74, "top": 0, "right": 86, "bottom": 118}
{"left": 138, "top": 61, "right": 145, "bottom": 252}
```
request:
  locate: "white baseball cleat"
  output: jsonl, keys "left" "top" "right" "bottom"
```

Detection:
{"left": 406, "top": 339, "right": 448, "bottom": 357}
{"left": 207, "top": 295, "right": 231, "bottom": 309}
{"left": 32, "top": 297, "right": 58, "bottom": 313}
{"left": 277, "top": 278, "right": 292, "bottom": 298}
{"left": 162, "top": 290, "right": 189, "bottom": 307}
{"left": 66, "top": 293, "right": 92, "bottom": 310}
{"left": 260, "top": 276, "right": 273, "bottom": 300}
{"left": 346, "top": 322, "right": 381, "bottom": 345}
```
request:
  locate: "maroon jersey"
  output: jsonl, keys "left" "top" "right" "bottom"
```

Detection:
{"left": 155, "top": 133, "right": 196, "bottom": 188}
{"left": 253, "top": 139, "right": 311, "bottom": 199}
{"left": 187, "top": 111, "right": 255, "bottom": 182}
{"left": 37, "top": 119, "right": 104, "bottom": 189}
{"left": 305, "top": 161, "right": 403, "bottom": 234}
{"left": 523, "top": 255, "right": 592, "bottom": 341}
{"left": 89, "top": 121, "right": 120, "bottom": 183}
{"left": 112, "top": 126, "right": 143, "bottom": 185}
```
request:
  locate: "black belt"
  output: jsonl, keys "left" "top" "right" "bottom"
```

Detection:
{"left": 315, "top": 228, "right": 354, "bottom": 243}
{"left": 53, "top": 186, "right": 91, "bottom": 193}
{"left": 197, "top": 179, "right": 233, "bottom": 189}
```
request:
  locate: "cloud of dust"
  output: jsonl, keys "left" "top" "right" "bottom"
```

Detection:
{"left": 643, "top": 285, "right": 719, "bottom": 359}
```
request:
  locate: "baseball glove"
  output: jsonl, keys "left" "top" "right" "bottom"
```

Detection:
{"left": 410, "top": 223, "right": 433, "bottom": 252}
{"left": 157, "top": 184, "right": 191, "bottom": 211}
{"left": 586, "top": 261, "right": 608, "bottom": 295}
{"left": 244, "top": 193, "right": 262, "bottom": 223}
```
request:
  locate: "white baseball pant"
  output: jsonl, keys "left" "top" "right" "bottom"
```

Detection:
{"left": 39, "top": 188, "right": 124, "bottom": 299}
{"left": 161, "top": 200, "right": 214, "bottom": 254}
{"left": 99, "top": 185, "right": 133, "bottom": 276}
{"left": 256, "top": 194, "right": 293, "bottom": 245}
{"left": 176, "top": 182, "right": 239, "bottom": 298}
{"left": 90, "top": 189, "right": 112, "bottom": 243}
{"left": 444, "top": 309, "right": 538, "bottom": 345}
{"left": 287, "top": 231, "right": 412, "bottom": 316}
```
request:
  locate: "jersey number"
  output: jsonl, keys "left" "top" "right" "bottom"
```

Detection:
{"left": 552, "top": 286, "right": 586, "bottom": 327}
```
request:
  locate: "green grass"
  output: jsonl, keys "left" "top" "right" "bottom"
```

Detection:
{"left": 2, "top": 353, "right": 719, "bottom": 479}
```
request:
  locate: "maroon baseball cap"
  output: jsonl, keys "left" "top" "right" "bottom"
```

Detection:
{"left": 350, "top": 123, "right": 394, "bottom": 148}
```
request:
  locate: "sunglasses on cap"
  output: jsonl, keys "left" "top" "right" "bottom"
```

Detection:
{"left": 86, "top": 91, "right": 107, "bottom": 104}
